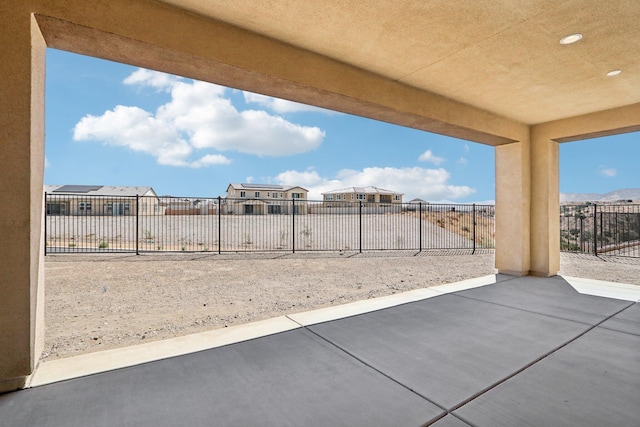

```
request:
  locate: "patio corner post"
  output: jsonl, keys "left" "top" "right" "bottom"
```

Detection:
{"left": 0, "top": 11, "right": 46, "bottom": 393}
{"left": 495, "top": 138, "right": 532, "bottom": 276}
{"left": 292, "top": 198, "right": 296, "bottom": 253}
{"left": 529, "top": 127, "right": 560, "bottom": 276}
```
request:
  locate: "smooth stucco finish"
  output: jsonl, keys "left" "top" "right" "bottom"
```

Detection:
{"left": 495, "top": 140, "right": 531, "bottom": 276}
{"left": 0, "top": 7, "right": 46, "bottom": 393}
{"left": 2, "top": 0, "right": 640, "bottom": 391}
{"left": 159, "top": 0, "right": 640, "bottom": 125}
{"left": 529, "top": 130, "right": 560, "bottom": 276}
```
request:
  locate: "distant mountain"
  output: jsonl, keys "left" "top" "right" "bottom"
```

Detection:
{"left": 560, "top": 192, "right": 602, "bottom": 202}
{"left": 560, "top": 188, "right": 640, "bottom": 202}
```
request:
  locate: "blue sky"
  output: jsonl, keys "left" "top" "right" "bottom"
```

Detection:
{"left": 45, "top": 49, "right": 637, "bottom": 202}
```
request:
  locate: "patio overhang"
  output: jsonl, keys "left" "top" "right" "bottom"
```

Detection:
{"left": 2, "top": 0, "right": 640, "bottom": 392}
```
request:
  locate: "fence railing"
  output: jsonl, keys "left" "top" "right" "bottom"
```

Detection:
{"left": 560, "top": 203, "right": 640, "bottom": 257}
{"left": 44, "top": 193, "right": 495, "bottom": 254}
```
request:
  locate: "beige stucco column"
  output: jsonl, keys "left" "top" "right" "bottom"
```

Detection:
{"left": 495, "top": 130, "right": 560, "bottom": 277}
{"left": 0, "top": 9, "right": 46, "bottom": 393}
{"left": 529, "top": 129, "right": 560, "bottom": 276}
{"left": 495, "top": 138, "right": 531, "bottom": 276}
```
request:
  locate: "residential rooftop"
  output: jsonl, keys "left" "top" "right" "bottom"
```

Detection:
{"left": 45, "top": 185, "right": 157, "bottom": 197}
{"left": 227, "top": 183, "right": 308, "bottom": 192}
{"left": 322, "top": 186, "right": 403, "bottom": 195}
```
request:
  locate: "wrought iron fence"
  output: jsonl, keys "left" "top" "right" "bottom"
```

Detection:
{"left": 560, "top": 203, "right": 640, "bottom": 257}
{"left": 45, "top": 193, "right": 495, "bottom": 254}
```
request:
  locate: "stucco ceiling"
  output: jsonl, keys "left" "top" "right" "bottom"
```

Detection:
{"left": 159, "top": 0, "right": 640, "bottom": 125}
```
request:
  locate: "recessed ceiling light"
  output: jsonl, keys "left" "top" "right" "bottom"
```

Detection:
{"left": 606, "top": 70, "right": 622, "bottom": 77}
{"left": 560, "top": 33, "right": 583, "bottom": 45}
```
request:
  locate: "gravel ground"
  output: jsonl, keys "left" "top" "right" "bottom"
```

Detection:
{"left": 42, "top": 251, "right": 639, "bottom": 361}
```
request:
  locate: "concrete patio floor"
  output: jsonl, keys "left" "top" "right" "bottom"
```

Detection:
{"left": 1, "top": 274, "right": 639, "bottom": 426}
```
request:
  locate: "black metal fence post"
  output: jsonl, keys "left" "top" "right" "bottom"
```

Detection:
{"left": 593, "top": 204, "right": 597, "bottom": 256}
{"left": 419, "top": 202, "right": 422, "bottom": 252}
{"left": 218, "top": 196, "right": 222, "bottom": 254}
{"left": 579, "top": 215, "right": 584, "bottom": 252}
{"left": 136, "top": 195, "right": 139, "bottom": 255}
{"left": 359, "top": 201, "right": 362, "bottom": 253}
{"left": 44, "top": 192, "right": 47, "bottom": 256}
{"left": 41, "top": 194, "right": 503, "bottom": 255}
{"left": 472, "top": 203, "right": 476, "bottom": 254}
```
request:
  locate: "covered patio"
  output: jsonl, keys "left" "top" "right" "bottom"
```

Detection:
{"left": 1, "top": 274, "right": 639, "bottom": 426}
{"left": 2, "top": 1, "right": 640, "bottom": 423}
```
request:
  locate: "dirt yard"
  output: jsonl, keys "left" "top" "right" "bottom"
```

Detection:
{"left": 42, "top": 251, "right": 640, "bottom": 361}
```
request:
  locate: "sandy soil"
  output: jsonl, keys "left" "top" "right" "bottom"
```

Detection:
{"left": 42, "top": 251, "right": 639, "bottom": 361}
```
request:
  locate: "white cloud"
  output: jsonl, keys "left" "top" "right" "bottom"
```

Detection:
{"left": 598, "top": 166, "right": 617, "bottom": 177}
{"left": 245, "top": 176, "right": 254, "bottom": 184}
{"left": 74, "top": 105, "right": 193, "bottom": 166}
{"left": 45, "top": 157, "right": 50, "bottom": 168}
{"left": 123, "top": 68, "right": 184, "bottom": 92}
{"left": 188, "top": 154, "right": 231, "bottom": 168}
{"left": 457, "top": 157, "right": 468, "bottom": 165}
{"left": 243, "top": 92, "right": 335, "bottom": 114}
{"left": 74, "top": 69, "right": 325, "bottom": 167}
{"left": 274, "top": 166, "right": 475, "bottom": 201}
{"left": 418, "top": 149, "right": 445, "bottom": 165}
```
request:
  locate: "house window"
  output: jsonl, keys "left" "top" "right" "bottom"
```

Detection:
{"left": 394, "top": 195, "right": 400, "bottom": 201}
{"left": 325, "top": 195, "right": 333, "bottom": 201}
{"left": 79, "top": 201, "right": 92, "bottom": 213}
{"left": 292, "top": 193, "right": 302, "bottom": 199}
{"left": 336, "top": 194, "right": 341, "bottom": 200}
{"left": 240, "top": 191, "right": 246, "bottom": 198}
{"left": 280, "top": 193, "right": 284, "bottom": 198}
{"left": 273, "top": 193, "right": 278, "bottom": 198}
{"left": 255, "top": 191, "right": 260, "bottom": 198}
{"left": 267, "top": 192, "right": 270, "bottom": 198}
{"left": 357, "top": 194, "right": 366, "bottom": 200}
{"left": 268, "top": 205, "right": 282, "bottom": 214}
{"left": 46, "top": 203, "right": 66, "bottom": 215}
{"left": 124, "top": 203, "right": 130, "bottom": 213}
{"left": 351, "top": 194, "right": 354, "bottom": 200}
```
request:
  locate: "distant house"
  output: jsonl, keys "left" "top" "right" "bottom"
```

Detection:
{"left": 408, "top": 198, "right": 428, "bottom": 204}
{"left": 322, "top": 186, "right": 403, "bottom": 207}
{"left": 406, "top": 198, "right": 429, "bottom": 211}
{"left": 45, "top": 185, "right": 159, "bottom": 216}
{"left": 160, "top": 197, "right": 219, "bottom": 215}
{"left": 225, "top": 183, "right": 308, "bottom": 215}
